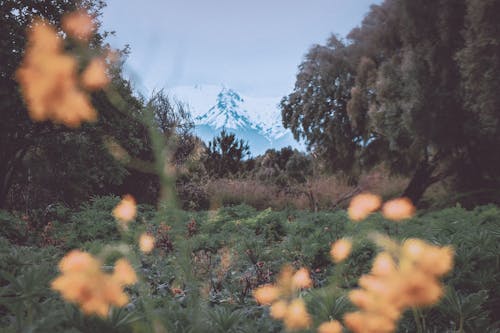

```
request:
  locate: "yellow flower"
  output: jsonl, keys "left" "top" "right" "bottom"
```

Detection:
{"left": 283, "top": 298, "right": 311, "bottom": 331}
{"left": 398, "top": 269, "right": 443, "bottom": 307}
{"left": 292, "top": 268, "right": 313, "bottom": 289}
{"left": 58, "top": 249, "right": 100, "bottom": 273}
{"left": 62, "top": 10, "right": 95, "bottom": 41}
{"left": 270, "top": 300, "right": 288, "bottom": 319}
{"left": 317, "top": 320, "right": 343, "bottom": 333}
{"left": 344, "top": 311, "right": 395, "bottom": 333}
{"left": 330, "top": 238, "right": 352, "bottom": 263}
{"left": 139, "top": 233, "right": 155, "bottom": 253}
{"left": 81, "top": 58, "right": 110, "bottom": 90}
{"left": 51, "top": 251, "right": 135, "bottom": 318}
{"left": 253, "top": 284, "right": 279, "bottom": 305}
{"left": 113, "top": 195, "right": 137, "bottom": 224}
{"left": 113, "top": 259, "right": 138, "bottom": 285}
{"left": 348, "top": 193, "right": 381, "bottom": 221}
{"left": 15, "top": 19, "right": 97, "bottom": 127}
{"left": 371, "top": 252, "right": 397, "bottom": 276}
{"left": 345, "top": 238, "right": 453, "bottom": 333}
{"left": 382, "top": 197, "right": 415, "bottom": 221}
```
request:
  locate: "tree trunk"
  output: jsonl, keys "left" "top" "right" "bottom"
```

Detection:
{"left": 402, "top": 160, "right": 438, "bottom": 206}
{"left": 0, "top": 147, "right": 29, "bottom": 209}
{"left": 0, "top": 186, "right": 7, "bottom": 209}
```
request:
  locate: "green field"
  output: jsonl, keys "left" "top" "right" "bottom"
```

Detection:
{"left": 1, "top": 198, "right": 499, "bottom": 332}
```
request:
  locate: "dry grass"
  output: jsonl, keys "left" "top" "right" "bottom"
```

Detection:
{"left": 205, "top": 169, "right": 409, "bottom": 211}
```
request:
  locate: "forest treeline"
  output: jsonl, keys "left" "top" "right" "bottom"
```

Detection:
{"left": 1, "top": 0, "right": 499, "bottom": 212}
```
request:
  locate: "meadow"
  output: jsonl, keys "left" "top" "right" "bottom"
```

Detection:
{"left": 1, "top": 198, "right": 499, "bottom": 332}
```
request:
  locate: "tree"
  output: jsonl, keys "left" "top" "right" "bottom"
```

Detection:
{"left": 281, "top": 36, "right": 359, "bottom": 178}
{"left": 205, "top": 129, "right": 250, "bottom": 178}
{"left": 281, "top": 0, "right": 500, "bottom": 205}
{"left": 0, "top": 0, "right": 104, "bottom": 208}
{"left": 455, "top": 0, "right": 500, "bottom": 192}
{"left": 0, "top": 0, "right": 153, "bottom": 208}
{"left": 256, "top": 147, "right": 312, "bottom": 185}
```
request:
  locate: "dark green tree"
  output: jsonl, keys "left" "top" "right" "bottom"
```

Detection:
{"left": 0, "top": 0, "right": 153, "bottom": 208}
{"left": 205, "top": 129, "right": 250, "bottom": 178}
{"left": 282, "top": 0, "right": 500, "bottom": 205}
{"left": 281, "top": 36, "right": 358, "bottom": 177}
{"left": 455, "top": 0, "right": 500, "bottom": 192}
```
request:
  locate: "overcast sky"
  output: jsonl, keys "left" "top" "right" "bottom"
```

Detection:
{"left": 102, "top": 0, "right": 379, "bottom": 98}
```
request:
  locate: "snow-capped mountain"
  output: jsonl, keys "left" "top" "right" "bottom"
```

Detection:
{"left": 167, "top": 85, "right": 302, "bottom": 156}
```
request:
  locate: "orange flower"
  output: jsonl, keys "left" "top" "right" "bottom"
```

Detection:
{"left": 400, "top": 271, "right": 443, "bottom": 307}
{"left": 270, "top": 300, "right": 288, "bottom": 319}
{"left": 81, "top": 58, "right": 110, "bottom": 90}
{"left": 371, "top": 252, "right": 397, "bottom": 276}
{"left": 344, "top": 311, "right": 395, "bottom": 333}
{"left": 348, "top": 193, "right": 381, "bottom": 221}
{"left": 51, "top": 251, "right": 135, "bottom": 318}
{"left": 112, "top": 259, "right": 137, "bottom": 285}
{"left": 62, "top": 10, "right": 95, "bottom": 41}
{"left": 139, "top": 233, "right": 155, "bottom": 253}
{"left": 283, "top": 298, "right": 311, "bottom": 330}
{"left": 253, "top": 284, "right": 279, "bottom": 305}
{"left": 292, "top": 268, "right": 313, "bottom": 289}
{"left": 402, "top": 239, "right": 454, "bottom": 277}
{"left": 15, "top": 19, "right": 97, "bottom": 127}
{"left": 382, "top": 197, "right": 415, "bottom": 221}
{"left": 317, "top": 320, "right": 343, "bottom": 333}
{"left": 330, "top": 238, "right": 352, "bottom": 263}
{"left": 112, "top": 195, "right": 137, "bottom": 224}
{"left": 345, "top": 238, "right": 453, "bottom": 332}
{"left": 58, "top": 249, "right": 100, "bottom": 273}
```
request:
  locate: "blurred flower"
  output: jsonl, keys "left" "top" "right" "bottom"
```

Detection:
{"left": 81, "top": 58, "right": 110, "bottom": 90}
{"left": 344, "top": 311, "right": 396, "bottom": 333}
{"left": 270, "top": 300, "right": 288, "bottom": 319}
{"left": 113, "top": 258, "right": 137, "bottom": 285}
{"left": 382, "top": 197, "right": 415, "bottom": 221}
{"left": 283, "top": 298, "right": 311, "bottom": 331}
{"left": 15, "top": 19, "right": 97, "bottom": 127}
{"left": 371, "top": 252, "right": 397, "bottom": 276}
{"left": 58, "top": 249, "right": 100, "bottom": 273}
{"left": 348, "top": 193, "right": 381, "bottom": 221}
{"left": 51, "top": 250, "right": 136, "bottom": 318}
{"left": 254, "top": 266, "right": 314, "bottom": 331}
{"left": 402, "top": 239, "right": 454, "bottom": 277}
{"left": 344, "top": 238, "right": 453, "bottom": 333}
{"left": 317, "top": 320, "right": 343, "bottom": 333}
{"left": 139, "top": 233, "right": 155, "bottom": 253}
{"left": 254, "top": 284, "right": 279, "bottom": 305}
{"left": 113, "top": 195, "right": 136, "bottom": 225}
{"left": 330, "top": 238, "right": 352, "bottom": 263}
{"left": 292, "top": 268, "right": 313, "bottom": 289}
{"left": 62, "top": 10, "right": 95, "bottom": 41}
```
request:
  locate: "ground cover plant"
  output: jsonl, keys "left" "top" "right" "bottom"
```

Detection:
{"left": 1, "top": 201, "right": 499, "bottom": 332}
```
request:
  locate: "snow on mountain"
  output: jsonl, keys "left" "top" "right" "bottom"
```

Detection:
{"left": 167, "top": 84, "right": 302, "bottom": 155}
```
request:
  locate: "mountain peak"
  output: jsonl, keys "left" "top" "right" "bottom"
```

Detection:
{"left": 169, "top": 84, "right": 303, "bottom": 155}
{"left": 195, "top": 87, "right": 257, "bottom": 130}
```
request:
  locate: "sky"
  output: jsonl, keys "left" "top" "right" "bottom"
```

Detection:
{"left": 101, "top": 0, "right": 380, "bottom": 99}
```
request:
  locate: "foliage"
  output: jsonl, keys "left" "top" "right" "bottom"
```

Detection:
{"left": 255, "top": 147, "right": 313, "bottom": 186}
{"left": 281, "top": 0, "right": 500, "bottom": 204}
{"left": 205, "top": 129, "right": 251, "bottom": 178}
{"left": 1, "top": 201, "right": 499, "bottom": 332}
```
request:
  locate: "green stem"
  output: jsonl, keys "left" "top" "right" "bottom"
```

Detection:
{"left": 412, "top": 307, "right": 423, "bottom": 333}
